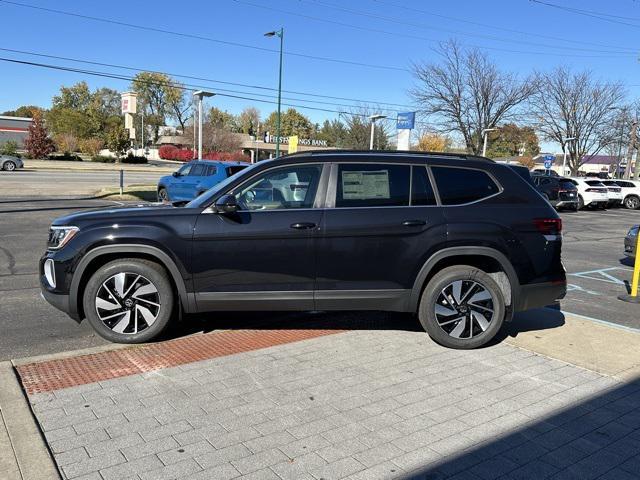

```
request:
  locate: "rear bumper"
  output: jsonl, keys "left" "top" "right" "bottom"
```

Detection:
{"left": 516, "top": 280, "right": 567, "bottom": 311}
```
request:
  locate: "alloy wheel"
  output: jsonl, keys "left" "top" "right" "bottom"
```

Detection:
{"left": 4, "top": 161, "right": 16, "bottom": 171}
{"left": 434, "top": 280, "right": 495, "bottom": 339}
{"left": 95, "top": 272, "right": 160, "bottom": 334}
{"left": 158, "top": 189, "right": 169, "bottom": 202}
{"left": 627, "top": 197, "right": 640, "bottom": 210}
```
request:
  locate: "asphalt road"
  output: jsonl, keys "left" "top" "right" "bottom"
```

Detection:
{"left": 0, "top": 196, "right": 639, "bottom": 360}
{"left": 0, "top": 170, "right": 163, "bottom": 196}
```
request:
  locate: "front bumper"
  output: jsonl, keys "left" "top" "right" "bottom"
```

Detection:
{"left": 516, "top": 280, "right": 567, "bottom": 311}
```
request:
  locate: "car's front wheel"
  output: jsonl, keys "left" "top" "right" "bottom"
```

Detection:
{"left": 3, "top": 161, "right": 16, "bottom": 171}
{"left": 625, "top": 195, "right": 640, "bottom": 210}
{"left": 83, "top": 259, "right": 174, "bottom": 343}
{"left": 157, "top": 187, "right": 169, "bottom": 203}
{"left": 418, "top": 265, "right": 506, "bottom": 349}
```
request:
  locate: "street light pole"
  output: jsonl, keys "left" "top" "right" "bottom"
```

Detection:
{"left": 369, "top": 114, "right": 386, "bottom": 150}
{"left": 562, "top": 137, "right": 577, "bottom": 176}
{"left": 481, "top": 128, "right": 497, "bottom": 157}
{"left": 265, "top": 28, "right": 284, "bottom": 158}
{"left": 192, "top": 90, "right": 215, "bottom": 159}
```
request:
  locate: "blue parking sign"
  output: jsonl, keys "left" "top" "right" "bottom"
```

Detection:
{"left": 544, "top": 160, "right": 552, "bottom": 169}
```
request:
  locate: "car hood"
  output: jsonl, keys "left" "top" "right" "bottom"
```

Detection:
{"left": 51, "top": 203, "right": 189, "bottom": 226}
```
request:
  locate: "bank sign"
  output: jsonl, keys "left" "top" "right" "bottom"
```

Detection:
{"left": 264, "top": 132, "right": 328, "bottom": 147}
{"left": 397, "top": 112, "right": 415, "bottom": 130}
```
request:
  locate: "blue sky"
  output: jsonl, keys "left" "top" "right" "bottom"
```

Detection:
{"left": 1, "top": 0, "right": 639, "bottom": 150}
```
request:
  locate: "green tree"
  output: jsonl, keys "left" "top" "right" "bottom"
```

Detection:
{"left": 237, "top": 107, "right": 260, "bottom": 135}
{"left": 341, "top": 114, "right": 390, "bottom": 150}
{"left": 2, "top": 105, "right": 43, "bottom": 118}
{"left": 208, "top": 107, "right": 238, "bottom": 131}
{"left": 317, "top": 119, "right": 348, "bottom": 147}
{"left": 263, "top": 108, "right": 315, "bottom": 138}
{"left": 24, "top": 112, "right": 55, "bottom": 159}
{"left": 105, "top": 124, "right": 130, "bottom": 159}
{"left": 486, "top": 123, "right": 540, "bottom": 158}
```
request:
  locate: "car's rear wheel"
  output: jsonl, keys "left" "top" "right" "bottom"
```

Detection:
{"left": 578, "top": 195, "right": 585, "bottom": 210}
{"left": 83, "top": 259, "right": 174, "bottom": 343}
{"left": 157, "top": 187, "right": 169, "bottom": 203}
{"left": 418, "top": 265, "right": 506, "bottom": 349}
{"left": 625, "top": 195, "right": 640, "bottom": 210}
{"left": 3, "top": 161, "right": 16, "bottom": 171}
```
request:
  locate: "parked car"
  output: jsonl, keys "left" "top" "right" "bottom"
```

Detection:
{"left": 531, "top": 175, "right": 579, "bottom": 211}
{"left": 600, "top": 180, "right": 624, "bottom": 207}
{"left": 40, "top": 150, "right": 566, "bottom": 349}
{"left": 532, "top": 168, "right": 559, "bottom": 177}
{"left": 625, "top": 225, "right": 638, "bottom": 259}
{"left": 157, "top": 160, "right": 248, "bottom": 202}
{"left": 0, "top": 155, "right": 23, "bottom": 171}
{"left": 615, "top": 179, "right": 640, "bottom": 210}
{"left": 567, "top": 178, "right": 609, "bottom": 210}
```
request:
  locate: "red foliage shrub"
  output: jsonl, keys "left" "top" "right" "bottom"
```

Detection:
{"left": 175, "top": 149, "right": 195, "bottom": 161}
{"left": 158, "top": 145, "right": 248, "bottom": 163}
{"left": 158, "top": 145, "right": 178, "bottom": 160}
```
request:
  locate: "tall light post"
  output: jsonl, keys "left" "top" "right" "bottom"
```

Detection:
{"left": 192, "top": 90, "right": 215, "bottom": 159}
{"left": 562, "top": 137, "right": 577, "bottom": 176}
{"left": 265, "top": 28, "right": 284, "bottom": 158}
{"left": 369, "top": 114, "right": 386, "bottom": 150}
{"left": 481, "top": 128, "right": 497, "bottom": 157}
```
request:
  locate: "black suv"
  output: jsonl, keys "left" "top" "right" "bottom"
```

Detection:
{"left": 40, "top": 151, "right": 566, "bottom": 349}
{"left": 531, "top": 175, "right": 579, "bottom": 211}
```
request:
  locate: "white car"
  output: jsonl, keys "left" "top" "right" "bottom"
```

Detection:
{"left": 601, "top": 180, "right": 624, "bottom": 207}
{"left": 567, "top": 178, "right": 609, "bottom": 209}
{"left": 615, "top": 179, "right": 640, "bottom": 210}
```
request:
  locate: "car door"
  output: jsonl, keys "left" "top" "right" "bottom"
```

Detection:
{"left": 179, "top": 162, "right": 208, "bottom": 200}
{"left": 315, "top": 161, "right": 447, "bottom": 310}
{"left": 191, "top": 162, "right": 328, "bottom": 311}
{"left": 167, "top": 163, "right": 192, "bottom": 201}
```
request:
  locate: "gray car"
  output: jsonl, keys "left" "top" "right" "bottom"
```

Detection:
{"left": 1, "top": 155, "right": 24, "bottom": 171}
{"left": 625, "top": 225, "right": 638, "bottom": 258}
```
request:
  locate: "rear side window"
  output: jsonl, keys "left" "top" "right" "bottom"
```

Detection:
{"left": 431, "top": 167, "right": 499, "bottom": 205}
{"left": 559, "top": 180, "right": 576, "bottom": 189}
{"left": 205, "top": 165, "right": 217, "bottom": 176}
{"left": 411, "top": 166, "right": 437, "bottom": 206}
{"left": 618, "top": 181, "right": 635, "bottom": 188}
{"left": 585, "top": 180, "right": 605, "bottom": 187}
{"left": 336, "top": 164, "right": 410, "bottom": 207}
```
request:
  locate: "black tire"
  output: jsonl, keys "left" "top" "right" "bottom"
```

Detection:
{"left": 577, "top": 195, "right": 584, "bottom": 210}
{"left": 418, "top": 265, "right": 506, "bottom": 349}
{"left": 625, "top": 195, "right": 640, "bottom": 210}
{"left": 157, "top": 187, "right": 169, "bottom": 203}
{"left": 83, "top": 259, "right": 174, "bottom": 343}
{"left": 3, "top": 161, "right": 16, "bottom": 171}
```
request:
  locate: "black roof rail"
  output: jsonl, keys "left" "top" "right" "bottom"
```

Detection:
{"left": 282, "top": 149, "right": 494, "bottom": 162}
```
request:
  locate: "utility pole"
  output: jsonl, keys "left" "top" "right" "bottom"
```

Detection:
{"left": 481, "top": 128, "right": 497, "bottom": 157}
{"left": 624, "top": 120, "right": 637, "bottom": 180}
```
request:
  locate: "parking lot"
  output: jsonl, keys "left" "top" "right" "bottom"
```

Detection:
{"left": 1, "top": 194, "right": 638, "bottom": 360}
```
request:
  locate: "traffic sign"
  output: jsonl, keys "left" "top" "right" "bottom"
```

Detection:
{"left": 544, "top": 154, "right": 555, "bottom": 162}
{"left": 544, "top": 160, "right": 552, "bottom": 169}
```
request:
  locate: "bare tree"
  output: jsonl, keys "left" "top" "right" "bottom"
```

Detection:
{"left": 411, "top": 40, "right": 535, "bottom": 155}
{"left": 530, "top": 67, "right": 625, "bottom": 175}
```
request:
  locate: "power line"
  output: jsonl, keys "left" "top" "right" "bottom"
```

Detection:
{"left": 233, "top": 0, "right": 634, "bottom": 58}
{"left": 0, "top": 56, "right": 406, "bottom": 120}
{"left": 293, "top": 0, "right": 637, "bottom": 56}
{"left": 0, "top": 47, "right": 414, "bottom": 111}
{"left": 370, "top": 0, "right": 639, "bottom": 52}
{"left": 529, "top": 0, "right": 640, "bottom": 29}
{"left": 0, "top": 0, "right": 409, "bottom": 72}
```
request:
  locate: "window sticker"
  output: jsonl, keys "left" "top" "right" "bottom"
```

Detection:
{"left": 342, "top": 170, "right": 390, "bottom": 200}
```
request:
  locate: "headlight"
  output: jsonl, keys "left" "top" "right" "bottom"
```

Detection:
{"left": 48, "top": 226, "right": 79, "bottom": 250}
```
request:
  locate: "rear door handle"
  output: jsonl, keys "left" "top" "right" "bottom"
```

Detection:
{"left": 402, "top": 220, "right": 427, "bottom": 227}
{"left": 290, "top": 222, "right": 317, "bottom": 230}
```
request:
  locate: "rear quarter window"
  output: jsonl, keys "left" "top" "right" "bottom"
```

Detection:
{"left": 585, "top": 180, "right": 605, "bottom": 187}
{"left": 431, "top": 167, "right": 500, "bottom": 205}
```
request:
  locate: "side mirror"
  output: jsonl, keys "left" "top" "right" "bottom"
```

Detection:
{"left": 215, "top": 194, "right": 239, "bottom": 214}
{"left": 172, "top": 171, "right": 180, "bottom": 177}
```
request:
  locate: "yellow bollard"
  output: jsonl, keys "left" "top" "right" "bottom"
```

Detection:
{"left": 620, "top": 230, "right": 640, "bottom": 303}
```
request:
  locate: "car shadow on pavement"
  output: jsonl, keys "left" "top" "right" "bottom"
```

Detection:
{"left": 394, "top": 374, "right": 640, "bottom": 479}
{"left": 491, "top": 306, "right": 566, "bottom": 346}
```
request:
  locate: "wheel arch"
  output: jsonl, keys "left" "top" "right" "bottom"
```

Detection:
{"left": 70, "top": 244, "right": 193, "bottom": 320}
{"left": 410, "top": 247, "right": 520, "bottom": 316}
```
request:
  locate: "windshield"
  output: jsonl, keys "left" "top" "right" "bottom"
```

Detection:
{"left": 186, "top": 162, "right": 260, "bottom": 208}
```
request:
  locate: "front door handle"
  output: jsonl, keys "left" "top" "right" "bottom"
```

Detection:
{"left": 290, "top": 222, "right": 317, "bottom": 230}
{"left": 402, "top": 220, "right": 426, "bottom": 227}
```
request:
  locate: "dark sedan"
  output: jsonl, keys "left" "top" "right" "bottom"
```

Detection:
{"left": 625, "top": 225, "right": 638, "bottom": 259}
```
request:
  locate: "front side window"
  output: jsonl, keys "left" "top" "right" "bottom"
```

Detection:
{"left": 234, "top": 164, "right": 322, "bottom": 210}
{"left": 189, "top": 164, "right": 206, "bottom": 176}
{"left": 176, "top": 163, "right": 192, "bottom": 176}
{"left": 336, "top": 164, "right": 410, "bottom": 207}
{"left": 432, "top": 167, "right": 500, "bottom": 205}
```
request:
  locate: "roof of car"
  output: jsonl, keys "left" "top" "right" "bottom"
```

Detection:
{"left": 193, "top": 159, "right": 248, "bottom": 166}
{"left": 280, "top": 150, "right": 494, "bottom": 163}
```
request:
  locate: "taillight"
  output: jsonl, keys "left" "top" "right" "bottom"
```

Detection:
{"left": 534, "top": 218, "right": 562, "bottom": 235}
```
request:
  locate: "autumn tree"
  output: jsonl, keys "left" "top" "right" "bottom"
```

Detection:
{"left": 530, "top": 67, "right": 625, "bottom": 175}
{"left": 208, "top": 107, "right": 238, "bottom": 131}
{"left": 486, "top": 123, "right": 540, "bottom": 158}
{"left": 411, "top": 40, "right": 535, "bottom": 155}
{"left": 2, "top": 105, "right": 43, "bottom": 118}
{"left": 237, "top": 107, "right": 261, "bottom": 135}
{"left": 417, "top": 132, "right": 451, "bottom": 152}
{"left": 24, "top": 112, "right": 54, "bottom": 159}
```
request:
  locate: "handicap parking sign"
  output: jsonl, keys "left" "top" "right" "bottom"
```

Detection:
{"left": 544, "top": 160, "right": 552, "bottom": 169}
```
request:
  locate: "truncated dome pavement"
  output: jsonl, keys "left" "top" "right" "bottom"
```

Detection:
{"left": 16, "top": 329, "right": 343, "bottom": 394}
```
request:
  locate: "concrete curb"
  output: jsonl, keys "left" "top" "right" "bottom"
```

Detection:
{"left": 0, "top": 362, "right": 60, "bottom": 480}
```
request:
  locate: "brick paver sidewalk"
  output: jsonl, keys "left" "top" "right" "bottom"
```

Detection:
{"left": 19, "top": 329, "right": 640, "bottom": 480}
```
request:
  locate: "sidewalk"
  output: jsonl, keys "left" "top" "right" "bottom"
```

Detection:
{"left": 4, "top": 311, "right": 640, "bottom": 480}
